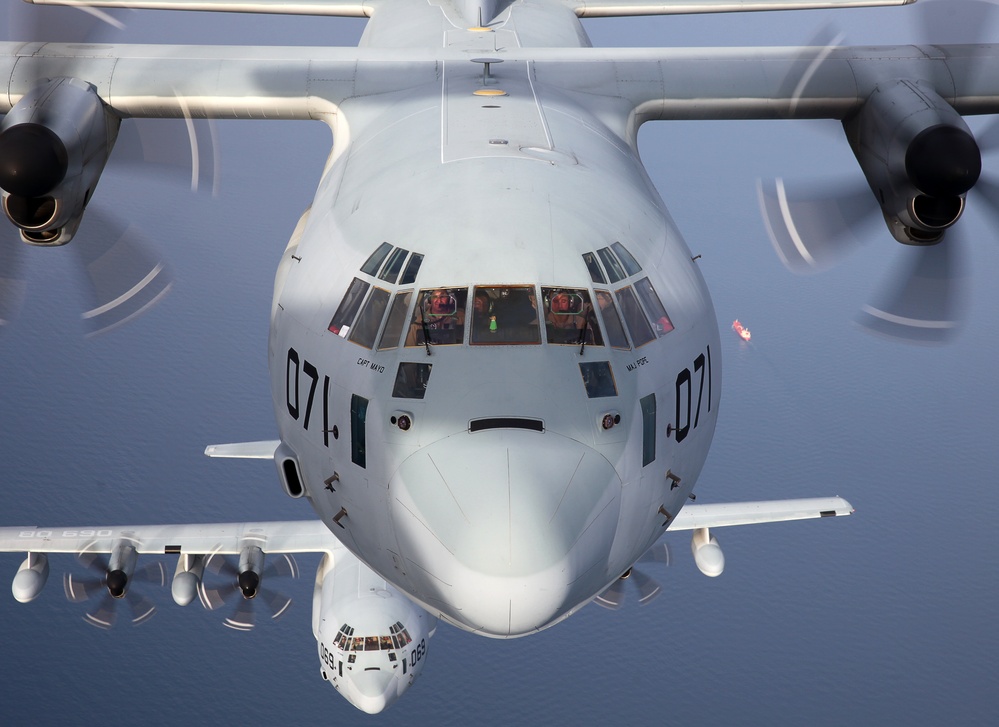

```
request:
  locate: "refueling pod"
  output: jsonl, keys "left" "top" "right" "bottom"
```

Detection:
{"left": 691, "top": 528, "right": 724, "bottom": 578}
{"left": 11, "top": 553, "right": 49, "bottom": 603}
{"left": 0, "top": 77, "right": 120, "bottom": 245}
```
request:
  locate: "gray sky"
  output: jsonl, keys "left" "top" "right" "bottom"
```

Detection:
{"left": 1, "top": 3, "right": 997, "bottom": 724}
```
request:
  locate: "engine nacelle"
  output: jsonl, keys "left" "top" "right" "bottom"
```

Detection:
{"left": 0, "top": 77, "right": 120, "bottom": 245}
{"left": 844, "top": 79, "right": 980, "bottom": 244}
{"left": 12, "top": 553, "right": 50, "bottom": 603}
{"left": 691, "top": 527, "right": 724, "bottom": 578}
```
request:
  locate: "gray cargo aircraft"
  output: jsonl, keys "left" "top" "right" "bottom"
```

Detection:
{"left": 5, "top": 0, "right": 986, "bottom": 714}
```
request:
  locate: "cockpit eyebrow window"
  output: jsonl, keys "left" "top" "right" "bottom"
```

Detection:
{"left": 634, "top": 277, "right": 674, "bottom": 337}
{"left": 399, "top": 253, "right": 424, "bottom": 285}
{"left": 360, "top": 243, "right": 393, "bottom": 276}
{"left": 542, "top": 287, "right": 604, "bottom": 346}
{"left": 406, "top": 288, "right": 468, "bottom": 346}
{"left": 328, "top": 278, "right": 370, "bottom": 337}
{"left": 582, "top": 252, "right": 606, "bottom": 285}
{"left": 378, "top": 247, "right": 410, "bottom": 284}
{"left": 470, "top": 286, "right": 541, "bottom": 345}
{"left": 611, "top": 242, "right": 643, "bottom": 276}
{"left": 597, "top": 247, "right": 627, "bottom": 283}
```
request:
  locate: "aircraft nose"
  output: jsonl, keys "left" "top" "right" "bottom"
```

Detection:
{"left": 390, "top": 430, "right": 622, "bottom": 636}
{"left": 347, "top": 669, "right": 397, "bottom": 715}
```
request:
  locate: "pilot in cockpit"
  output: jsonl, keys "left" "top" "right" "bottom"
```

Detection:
{"left": 407, "top": 288, "right": 467, "bottom": 346}
{"left": 544, "top": 289, "right": 602, "bottom": 346}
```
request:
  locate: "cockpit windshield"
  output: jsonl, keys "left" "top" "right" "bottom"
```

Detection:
{"left": 541, "top": 287, "right": 604, "bottom": 346}
{"left": 406, "top": 288, "right": 468, "bottom": 346}
{"left": 335, "top": 622, "right": 413, "bottom": 651}
{"left": 470, "top": 286, "right": 540, "bottom": 344}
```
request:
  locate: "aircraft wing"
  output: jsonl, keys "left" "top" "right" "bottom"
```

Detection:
{"left": 4, "top": 41, "right": 999, "bottom": 124}
{"left": 0, "top": 520, "right": 339, "bottom": 556}
{"left": 566, "top": 0, "right": 914, "bottom": 17}
{"left": 668, "top": 496, "right": 854, "bottom": 530}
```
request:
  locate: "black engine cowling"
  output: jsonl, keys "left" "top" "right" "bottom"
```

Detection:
{"left": 0, "top": 77, "right": 120, "bottom": 245}
{"left": 843, "top": 79, "right": 980, "bottom": 244}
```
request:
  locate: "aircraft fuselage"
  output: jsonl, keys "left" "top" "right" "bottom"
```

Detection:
{"left": 269, "top": 4, "right": 720, "bottom": 637}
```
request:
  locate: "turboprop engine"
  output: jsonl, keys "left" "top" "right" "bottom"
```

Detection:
{"left": 843, "top": 79, "right": 981, "bottom": 244}
{"left": 0, "top": 77, "right": 120, "bottom": 245}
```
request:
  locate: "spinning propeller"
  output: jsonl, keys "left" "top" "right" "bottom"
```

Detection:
{"left": 0, "top": 2, "right": 220, "bottom": 334}
{"left": 63, "top": 546, "right": 166, "bottom": 629}
{"left": 198, "top": 551, "right": 299, "bottom": 631}
{"left": 758, "top": 0, "right": 999, "bottom": 344}
{"left": 594, "top": 542, "right": 671, "bottom": 610}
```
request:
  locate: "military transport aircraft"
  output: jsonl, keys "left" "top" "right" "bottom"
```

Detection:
{"left": 5, "top": 0, "right": 993, "bottom": 714}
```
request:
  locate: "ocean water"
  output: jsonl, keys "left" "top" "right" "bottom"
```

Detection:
{"left": 2, "top": 6, "right": 998, "bottom": 725}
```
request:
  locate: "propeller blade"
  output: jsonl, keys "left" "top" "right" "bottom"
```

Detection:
{"left": 261, "top": 589, "right": 294, "bottom": 621}
{"left": 70, "top": 208, "right": 173, "bottom": 337}
{"left": 124, "top": 591, "right": 157, "bottom": 626}
{"left": 969, "top": 174, "right": 999, "bottom": 230}
{"left": 5, "top": 3, "right": 128, "bottom": 42}
{"left": 0, "top": 234, "right": 26, "bottom": 329}
{"left": 83, "top": 593, "right": 118, "bottom": 630}
{"left": 630, "top": 569, "right": 662, "bottom": 606}
{"left": 638, "top": 542, "right": 672, "bottom": 568}
{"left": 594, "top": 578, "right": 626, "bottom": 611}
{"left": 917, "top": 0, "right": 999, "bottom": 46}
{"left": 857, "top": 239, "right": 965, "bottom": 344}
{"left": 64, "top": 550, "right": 165, "bottom": 628}
{"left": 594, "top": 542, "right": 672, "bottom": 611}
{"left": 225, "top": 598, "right": 256, "bottom": 632}
{"left": 757, "top": 177, "right": 879, "bottom": 274}
{"left": 199, "top": 553, "right": 299, "bottom": 630}
{"left": 111, "top": 117, "right": 222, "bottom": 196}
{"left": 63, "top": 573, "right": 105, "bottom": 603}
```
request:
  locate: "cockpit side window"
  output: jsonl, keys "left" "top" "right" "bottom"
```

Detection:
{"left": 470, "top": 286, "right": 541, "bottom": 345}
{"left": 615, "top": 285, "right": 656, "bottom": 347}
{"left": 377, "top": 291, "right": 413, "bottom": 350}
{"left": 348, "top": 287, "right": 391, "bottom": 348}
{"left": 542, "top": 287, "right": 604, "bottom": 346}
{"left": 328, "top": 278, "right": 369, "bottom": 337}
{"left": 406, "top": 288, "right": 468, "bottom": 346}
{"left": 634, "top": 277, "right": 674, "bottom": 337}
{"left": 594, "top": 289, "right": 630, "bottom": 349}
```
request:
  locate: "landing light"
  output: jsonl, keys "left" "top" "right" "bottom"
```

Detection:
{"left": 390, "top": 412, "right": 413, "bottom": 431}
{"left": 601, "top": 412, "right": 621, "bottom": 430}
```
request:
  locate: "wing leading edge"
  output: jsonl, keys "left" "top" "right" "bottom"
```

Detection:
{"left": 668, "top": 496, "right": 854, "bottom": 531}
{"left": 0, "top": 520, "right": 340, "bottom": 556}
